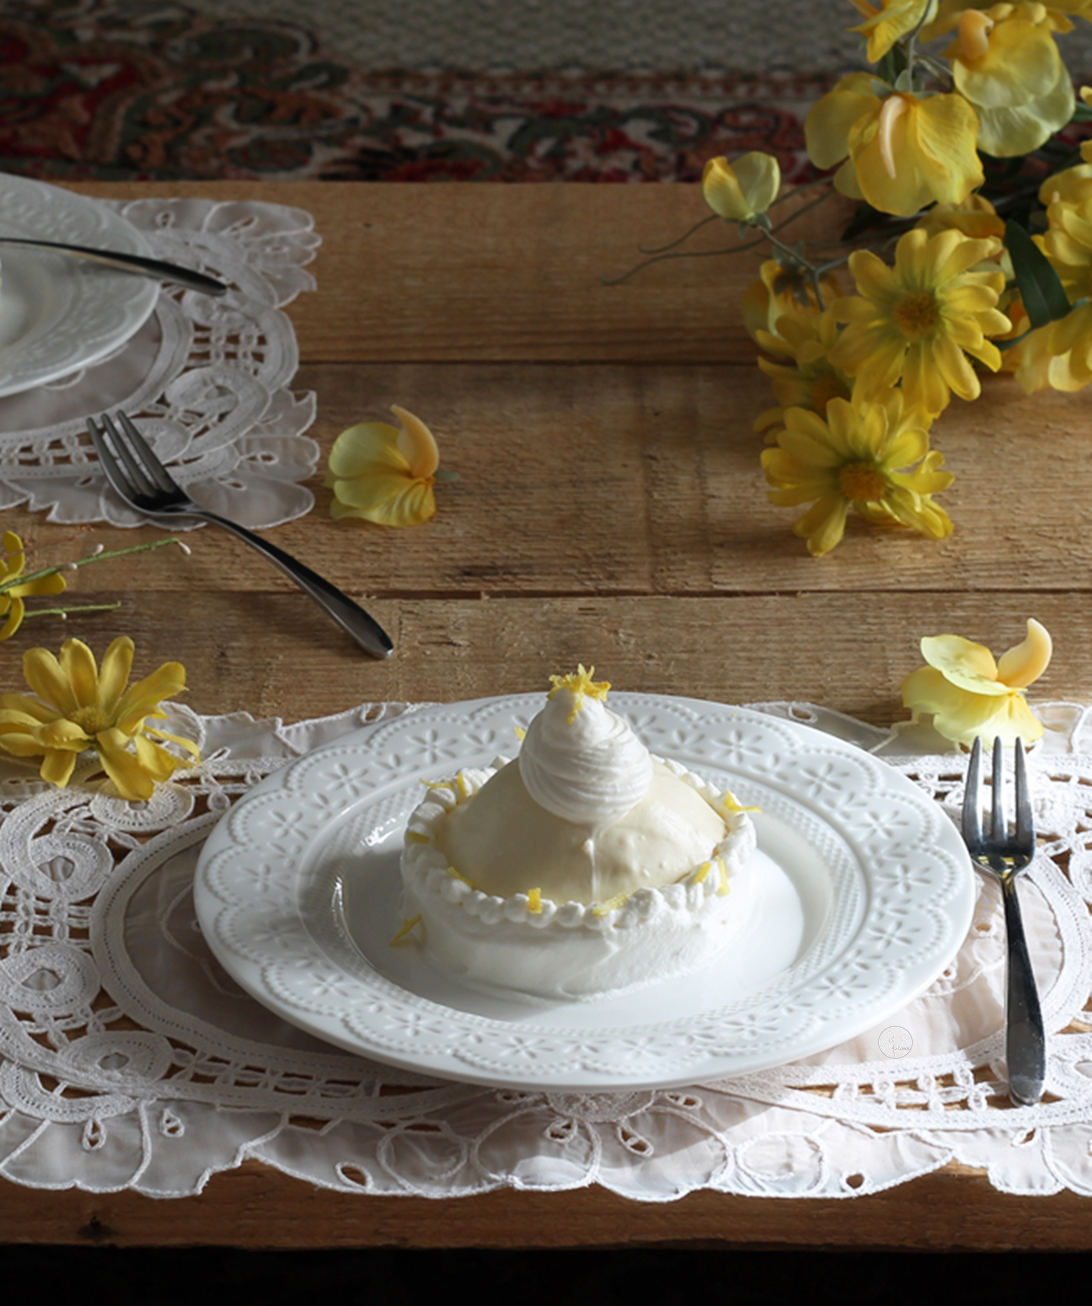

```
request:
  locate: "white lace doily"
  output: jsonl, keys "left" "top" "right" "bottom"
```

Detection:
{"left": 0, "top": 197, "right": 320, "bottom": 530}
{"left": 1, "top": 699, "right": 1091, "bottom": 1200}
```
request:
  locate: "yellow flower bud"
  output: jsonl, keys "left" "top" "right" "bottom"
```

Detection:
{"left": 701, "top": 152, "right": 781, "bottom": 224}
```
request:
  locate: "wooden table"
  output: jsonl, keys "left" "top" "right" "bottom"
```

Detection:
{"left": 3, "top": 180, "right": 1091, "bottom": 1251}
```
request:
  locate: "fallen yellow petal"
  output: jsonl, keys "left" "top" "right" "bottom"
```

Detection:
{"left": 996, "top": 618, "right": 1052, "bottom": 689}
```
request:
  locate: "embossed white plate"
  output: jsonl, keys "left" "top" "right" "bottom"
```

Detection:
{"left": 0, "top": 175, "right": 159, "bottom": 396}
{"left": 194, "top": 696, "right": 975, "bottom": 1090}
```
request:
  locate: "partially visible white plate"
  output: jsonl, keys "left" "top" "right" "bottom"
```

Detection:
{"left": 0, "top": 174, "right": 159, "bottom": 397}
{"left": 194, "top": 696, "right": 975, "bottom": 1091}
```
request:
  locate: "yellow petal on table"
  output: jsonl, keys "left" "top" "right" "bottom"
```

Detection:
{"left": 996, "top": 618, "right": 1053, "bottom": 688}
{"left": 901, "top": 666, "right": 1044, "bottom": 746}
{"left": 97, "top": 727, "right": 157, "bottom": 802}
{"left": 919, "top": 633, "right": 1009, "bottom": 694}
{"left": 59, "top": 638, "right": 101, "bottom": 710}
{"left": 114, "top": 661, "right": 186, "bottom": 735}
{"left": 391, "top": 405, "right": 441, "bottom": 479}
{"left": 40, "top": 748, "right": 78, "bottom": 789}
{"left": 97, "top": 636, "right": 136, "bottom": 716}
{"left": 23, "top": 646, "right": 80, "bottom": 717}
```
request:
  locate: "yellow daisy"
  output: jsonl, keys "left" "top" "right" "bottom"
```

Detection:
{"left": 0, "top": 636, "right": 196, "bottom": 799}
{"left": 0, "top": 531, "right": 66, "bottom": 641}
{"left": 761, "top": 391, "right": 953, "bottom": 556}
{"left": 829, "top": 227, "right": 1010, "bottom": 415}
{"left": 753, "top": 307, "right": 855, "bottom": 442}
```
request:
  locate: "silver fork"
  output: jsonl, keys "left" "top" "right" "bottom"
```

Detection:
{"left": 87, "top": 411, "right": 393, "bottom": 659}
{"left": 962, "top": 736, "right": 1044, "bottom": 1105}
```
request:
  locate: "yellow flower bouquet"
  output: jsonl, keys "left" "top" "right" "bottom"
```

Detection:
{"left": 627, "top": 1, "right": 1092, "bottom": 555}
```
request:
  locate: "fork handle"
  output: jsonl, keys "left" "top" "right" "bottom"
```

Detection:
{"left": 196, "top": 509, "right": 393, "bottom": 659}
{"left": 1001, "top": 875, "right": 1046, "bottom": 1106}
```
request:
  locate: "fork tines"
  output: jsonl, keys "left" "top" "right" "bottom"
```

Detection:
{"left": 962, "top": 736, "right": 1034, "bottom": 864}
{"left": 88, "top": 411, "right": 176, "bottom": 500}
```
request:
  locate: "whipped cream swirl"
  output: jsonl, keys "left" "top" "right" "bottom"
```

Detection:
{"left": 518, "top": 688, "right": 652, "bottom": 825}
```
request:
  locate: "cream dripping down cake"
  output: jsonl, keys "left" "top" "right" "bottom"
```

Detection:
{"left": 398, "top": 668, "right": 758, "bottom": 1001}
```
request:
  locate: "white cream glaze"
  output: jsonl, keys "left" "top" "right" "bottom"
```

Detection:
{"left": 519, "top": 686, "right": 652, "bottom": 825}
{"left": 437, "top": 757, "right": 726, "bottom": 903}
{"left": 400, "top": 755, "right": 758, "bottom": 1001}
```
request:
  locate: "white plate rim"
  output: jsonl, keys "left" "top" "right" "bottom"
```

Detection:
{"left": 0, "top": 174, "right": 159, "bottom": 396}
{"left": 193, "top": 695, "right": 976, "bottom": 1091}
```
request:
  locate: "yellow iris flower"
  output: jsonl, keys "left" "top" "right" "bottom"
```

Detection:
{"left": 848, "top": 0, "right": 939, "bottom": 61}
{"left": 326, "top": 405, "right": 441, "bottom": 527}
{"left": 901, "top": 619, "right": 1052, "bottom": 746}
{"left": 0, "top": 636, "right": 197, "bottom": 799}
{"left": 945, "top": 4, "right": 1074, "bottom": 157}
{"left": 760, "top": 391, "right": 953, "bottom": 556}
{"left": 0, "top": 531, "right": 66, "bottom": 640}
{"left": 806, "top": 75, "right": 983, "bottom": 217}
{"left": 828, "top": 227, "right": 1010, "bottom": 415}
{"left": 701, "top": 153, "right": 781, "bottom": 224}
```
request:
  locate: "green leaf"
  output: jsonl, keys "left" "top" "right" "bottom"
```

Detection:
{"left": 876, "top": 45, "right": 907, "bottom": 87}
{"left": 1004, "top": 219, "right": 1070, "bottom": 331}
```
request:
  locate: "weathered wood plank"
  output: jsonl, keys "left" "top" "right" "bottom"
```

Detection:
{"left": 0, "top": 591, "right": 1080, "bottom": 729}
{"left": 8, "top": 363, "right": 1090, "bottom": 604}
{"left": 67, "top": 180, "right": 845, "bottom": 363}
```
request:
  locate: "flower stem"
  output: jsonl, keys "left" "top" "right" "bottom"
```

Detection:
{"left": 21, "top": 603, "right": 122, "bottom": 619}
{"left": 8, "top": 536, "right": 183, "bottom": 592}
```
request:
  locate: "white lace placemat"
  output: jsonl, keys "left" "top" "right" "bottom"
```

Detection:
{"left": 1, "top": 699, "right": 1091, "bottom": 1200}
{"left": 0, "top": 196, "right": 320, "bottom": 530}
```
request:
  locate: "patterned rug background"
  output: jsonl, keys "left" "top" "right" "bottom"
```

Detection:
{"left": 0, "top": 0, "right": 861, "bottom": 183}
{"left": 3, "top": 0, "right": 1092, "bottom": 183}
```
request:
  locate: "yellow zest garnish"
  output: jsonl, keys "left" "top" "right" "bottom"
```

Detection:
{"left": 717, "top": 857, "right": 730, "bottom": 897}
{"left": 389, "top": 915, "right": 422, "bottom": 945}
{"left": 592, "top": 892, "right": 629, "bottom": 917}
{"left": 447, "top": 865, "right": 478, "bottom": 888}
{"left": 693, "top": 861, "right": 713, "bottom": 884}
{"left": 454, "top": 770, "right": 469, "bottom": 800}
{"left": 721, "top": 789, "right": 761, "bottom": 815}
{"left": 514, "top": 725, "right": 526, "bottom": 741}
{"left": 547, "top": 665, "right": 611, "bottom": 721}
{"left": 527, "top": 887, "right": 542, "bottom": 913}
{"left": 405, "top": 830, "right": 430, "bottom": 844}
{"left": 421, "top": 777, "right": 451, "bottom": 790}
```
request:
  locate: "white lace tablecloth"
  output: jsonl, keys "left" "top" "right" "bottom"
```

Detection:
{"left": 0, "top": 197, "right": 319, "bottom": 530}
{"left": 1, "top": 698, "right": 1091, "bottom": 1201}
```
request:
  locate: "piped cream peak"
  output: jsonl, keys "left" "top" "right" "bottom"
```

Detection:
{"left": 547, "top": 665, "right": 610, "bottom": 722}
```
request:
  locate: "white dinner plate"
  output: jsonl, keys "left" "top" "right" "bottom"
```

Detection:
{"left": 194, "top": 695, "right": 975, "bottom": 1090}
{"left": 0, "top": 174, "right": 159, "bottom": 397}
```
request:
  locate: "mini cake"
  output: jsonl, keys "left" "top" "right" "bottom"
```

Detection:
{"left": 398, "top": 668, "right": 758, "bottom": 1001}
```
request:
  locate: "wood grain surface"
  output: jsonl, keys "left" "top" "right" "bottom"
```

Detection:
{"left": 2, "top": 181, "right": 1089, "bottom": 1248}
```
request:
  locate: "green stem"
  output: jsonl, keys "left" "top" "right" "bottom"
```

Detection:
{"left": 20, "top": 602, "right": 123, "bottom": 619}
{"left": 7, "top": 537, "right": 183, "bottom": 592}
{"left": 601, "top": 238, "right": 767, "bottom": 286}
{"left": 637, "top": 213, "right": 719, "bottom": 256}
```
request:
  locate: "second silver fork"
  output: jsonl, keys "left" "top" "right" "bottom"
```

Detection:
{"left": 88, "top": 411, "right": 393, "bottom": 660}
{"left": 962, "top": 736, "right": 1045, "bottom": 1105}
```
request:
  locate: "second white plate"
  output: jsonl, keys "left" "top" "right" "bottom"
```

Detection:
{"left": 0, "top": 174, "right": 160, "bottom": 397}
{"left": 194, "top": 695, "right": 975, "bottom": 1090}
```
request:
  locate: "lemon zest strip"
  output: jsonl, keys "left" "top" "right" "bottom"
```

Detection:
{"left": 389, "top": 915, "right": 422, "bottom": 946}
{"left": 717, "top": 857, "right": 731, "bottom": 897}
{"left": 527, "top": 887, "right": 542, "bottom": 913}
{"left": 592, "top": 892, "right": 629, "bottom": 917}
